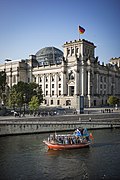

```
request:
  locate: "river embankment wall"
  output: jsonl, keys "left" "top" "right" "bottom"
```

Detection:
{"left": 0, "top": 113, "right": 120, "bottom": 136}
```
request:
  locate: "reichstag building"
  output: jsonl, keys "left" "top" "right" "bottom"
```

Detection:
{"left": 0, "top": 38, "right": 120, "bottom": 110}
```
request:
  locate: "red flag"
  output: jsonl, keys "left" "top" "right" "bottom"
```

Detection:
{"left": 78, "top": 26, "right": 85, "bottom": 34}
{"left": 89, "top": 133, "right": 94, "bottom": 140}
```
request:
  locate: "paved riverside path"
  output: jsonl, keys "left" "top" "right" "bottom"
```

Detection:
{"left": 0, "top": 109, "right": 120, "bottom": 122}
{"left": 0, "top": 107, "right": 120, "bottom": 120}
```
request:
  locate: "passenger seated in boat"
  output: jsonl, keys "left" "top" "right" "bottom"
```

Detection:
{"left": 48, "top": 134, "right": 58, "bottom": 144}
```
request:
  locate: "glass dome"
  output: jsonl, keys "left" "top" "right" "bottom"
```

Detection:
{"left": 36, "top": 47, "right": 63, "bottom": 66}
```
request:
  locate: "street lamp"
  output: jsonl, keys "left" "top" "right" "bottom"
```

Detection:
{"left": 23, "top": 94, "right": 26, "bottom": 116}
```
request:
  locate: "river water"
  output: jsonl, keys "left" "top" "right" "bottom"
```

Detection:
{"left": 0, "top": 129, "right": 120, "bottom": 180}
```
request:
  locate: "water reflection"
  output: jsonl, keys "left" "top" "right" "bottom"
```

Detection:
{"left": 46, "top": 147, "right": 91, "bottom": 157}
{"left": 44, "top": 149, "right": 90, "bottom": 180}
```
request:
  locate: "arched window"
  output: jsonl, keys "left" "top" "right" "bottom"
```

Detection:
{"left": 69, "top": 71, "right": 74, "bottom": 80}
{"left": 66, "top": 100, "right": 71, "bottom": 106}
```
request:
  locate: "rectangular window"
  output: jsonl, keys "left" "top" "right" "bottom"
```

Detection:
{"left": 46, "top": 84, "right": 48, "bottom": 88}
{"left": 52, "top": 91, "right": 54, "bottom": 95}
{"left": 59, "top": 90, "right": 61, "bottom": 95}
{"left": 34, "top": 77, "right": 36, "bottom": 82}
{"left": 40, "top": 77, "right": 42, "bottom": 82}
{"left": 100, "top": 84, "right": 102, "bottom": 89}
{"left": 46, "top": 77, "right": 48, "bottom": 82}
{"left": 76, "top": 48, "right": 78, "bottom": 53}
{"left": 51, "top": 100, "right": 53, "bottom": 105}
{"left": 40, "top": 85, "right": 42, "bottom": 89}
{"left": 67, "top": 48, "right": 70, "bottom": 55}
{"left": 71, "top": 48, "right": 74, "bottom": 55}
{"left": 104, "top": 77, "right": 106, "bottom": 82}
{"left": 52, "top": 84, "right": 54, "bottom": 88}
{"left": 46, "top": 91, "right": 48, "bottom": 95}
{"left": 57, "top": 100, "right": 60, "bottom": 105}
{"left": 59, "top": 84, "right": 61, "bottom": 88}
{"left": 58, "top": 76, "right": 61, "bottom": 81}
{"left": 52, "top": 76, "right": 54, "bottom": 81}
{"left": 70, "top": 86, "right": 74, "bottom": 96}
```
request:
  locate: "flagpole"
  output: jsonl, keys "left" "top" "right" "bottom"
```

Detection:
{"left": 78, "top": 25, "right": 80, "bottom": 40}
{"left": 78, "top": 31, "right": 80, "bottom": 40}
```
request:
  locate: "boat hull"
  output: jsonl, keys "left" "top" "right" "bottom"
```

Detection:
{"left": 43, "top": 141, "right": 90, "bottom": 150}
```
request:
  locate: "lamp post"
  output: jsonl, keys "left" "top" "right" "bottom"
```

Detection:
{"left": 23, "top": 94, "right": 26, "bottom": 116}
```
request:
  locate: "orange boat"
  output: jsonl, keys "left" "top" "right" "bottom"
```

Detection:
{"left": 43, "top": 129, "right": 93, "bottom": 150}
{"left": 43, "top": 140, "right": 91, "bottom": 150}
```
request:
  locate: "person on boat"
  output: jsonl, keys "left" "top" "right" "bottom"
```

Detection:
{"left": 74, "top": 129, "right": 82, "bottom": 137}
{"left": 89, "top": 133, "right": 94, "bottom": 140}
{"left": 64, "top": 137, "right": 69, "bottom": 144}
{"left": 80, "top": 128, "right": 84, "bottom": 136}
{"left": 83, "top": 128, "right": 90, "bottom": 141}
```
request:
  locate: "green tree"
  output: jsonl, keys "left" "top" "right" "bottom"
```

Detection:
{"left": 8, "top": 89, "right": 18, "bottom": 109}
{"left": 0, "top": 71, "right": 6, "bottom": 92}
{"left": 0, "top": 71, "right": 6, "bottom": 104}
{"left": 29, "top": 96, "right": 39, "bottom": 112}
{"left": 7, "top": 81, "right": 43, "bottom": 110}
{"left": 13, "top": 81, "right": 29, "bottom": 103}
{"left": 34, "top": 85, "right": 43, "bottom": 105}
{"left": 16, "top": 92, "right": 23, "bottom": 109}
{"left": 107, "top": 96, "right": 119, "bottom": 107}
{"left": 12, "top": 81, "right": 43, "bottom": 105}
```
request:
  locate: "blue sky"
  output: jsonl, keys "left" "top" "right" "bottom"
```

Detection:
{"left": 0, "top": 0, "right": 120, "bottom": 64}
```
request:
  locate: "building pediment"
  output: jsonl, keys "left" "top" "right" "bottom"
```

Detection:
{"left": 67, "top": 81, "right": 75, "bottom": 85}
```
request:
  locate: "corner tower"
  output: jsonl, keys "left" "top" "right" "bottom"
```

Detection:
{"left": 62, "top": 39, "right": 96, "bottom": 110}
{"left": 63, "top": 39, "right": 96, "bottom": 63}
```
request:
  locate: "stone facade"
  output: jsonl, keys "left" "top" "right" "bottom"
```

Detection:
{"left": 0, "top": 39, "right": 120, "bottom": 109}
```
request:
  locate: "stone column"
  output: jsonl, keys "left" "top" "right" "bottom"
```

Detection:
{"left": 42, "top": 75, "right": 45, "bottom": 96}
{"left": 80, "top": 41, "right": 85, "bottom": 96}
{"left": 88, "top": 70, "right": 91, "bottom": 95}
{"left": 96, "top": 73, "right": 99, "bottom": 94}
{"left": 81, "top": 65, "right": 84, "bottom": 96}
{"left": 61, "top": 72, "right": 64, "bottom": 95}
{"left": 36, "top": 75, "right": 39, "bottom": 84}
{"left": 62, "top": 73, "right": 67, "bottom": 95}
{"left": 74, "top": 71, "right": 79, "bottom": 95}
{"left": 48, "top": 74, "right": 51, "bottom": 97}
{"left": 54, "top": 73, "right": 58, "bottom": 96}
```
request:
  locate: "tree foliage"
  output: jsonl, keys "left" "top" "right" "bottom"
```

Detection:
{"left": 0, "top": 71, "right": 6, "bottom": 92}
{"left": 0, "top": 71, "right": 6, "bottom": 104}
{"left": 7, "top": 81, "right": 43, "bottom": 109}
{"left": 107, "top": 96, "right": 119, "bottom": 106}
{"left": 29, "top": 96, "right": 39, "bottom": 111}
{"left": 8, "top": 90, "right": 22, "bottom": 108}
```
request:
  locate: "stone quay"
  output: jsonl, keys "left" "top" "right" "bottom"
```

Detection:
{"left": 0, "top": 111, "right": 120, "bottom": 136}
